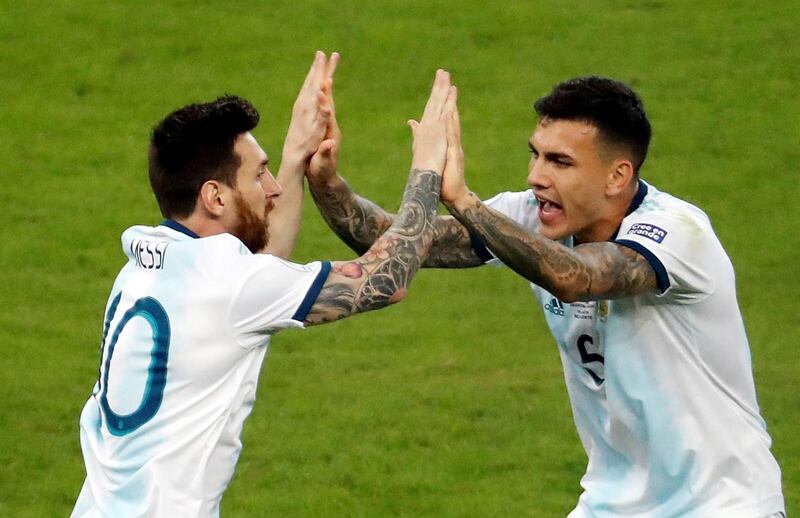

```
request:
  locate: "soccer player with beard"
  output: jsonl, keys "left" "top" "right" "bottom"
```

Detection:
{"left": 71, "top": 55, "right": 457, "bottom": 517}
{"left": 306, "top": 77, "right": 785, "bottom": 516}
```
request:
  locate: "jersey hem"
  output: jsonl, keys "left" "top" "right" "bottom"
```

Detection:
{"left": 569, "top": 492, "right": 785, "bottom": 517}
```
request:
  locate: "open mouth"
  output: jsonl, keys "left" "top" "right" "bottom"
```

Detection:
{"left": 536, "top": 197, "right": 563, "bottom": 223}
{"left": 539, "top": 199, "right": 562, "bottom": 213}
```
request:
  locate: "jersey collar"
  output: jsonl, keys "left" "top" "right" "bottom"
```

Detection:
{"left": 626, "top": 179, "right": 648, "bottom": 216}
{"left": 161, "top": 219, "right": 200, "bottom": 239}
{"left": 609, "top": 179, "right": 648, "bottom": 241}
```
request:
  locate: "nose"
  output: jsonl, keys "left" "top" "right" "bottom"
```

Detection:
{"left": 262, "top": 169, "right": 283, "bottom": 198}
{"left": 527, "top": 154, "right": 548, "bottom": 189}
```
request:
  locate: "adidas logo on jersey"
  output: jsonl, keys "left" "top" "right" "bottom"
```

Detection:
{"left": 545, "top": 298, "right": 565, "bottom": 316}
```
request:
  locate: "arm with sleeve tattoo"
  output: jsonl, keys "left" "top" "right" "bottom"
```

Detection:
{"left": 445, "top": 192, "right": 658, "bottom": 302}
{"left": 304, "top": 168, "right": 441, "bottom": 325}
{"left": 305, "top": 64, "right": 481, "bottom": 269}
{"left": 308, "top": 174, "right": 393, "bottom": 255}
{"left": 304, "top": 67, "right": 458, "bottom": 323}
{"left": 308, "top": 175, "right": 484, "bottom": 268}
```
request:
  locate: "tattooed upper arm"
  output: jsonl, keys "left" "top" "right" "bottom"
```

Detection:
{"left": 303, "top": 236, "right": 421, "bottom": 326}
{"left": 302, "top": 265, "right": 364, "bottom": 325}
{"left": 572, "top": 242, "right": 658, "bottom": 300}
{"left": 303, "top": 256, "right": 412, "bottom": 326}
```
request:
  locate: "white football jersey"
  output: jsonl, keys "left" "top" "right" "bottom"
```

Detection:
{"left": 72, "top": 221, "right": 331, "bottom": 518}
{"left": 480, "top": 181, "right": 784, "bottom": 517}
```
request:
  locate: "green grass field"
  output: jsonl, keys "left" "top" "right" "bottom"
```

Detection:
{"left": 1, "top": 1, "right": 798, "bottom": 515}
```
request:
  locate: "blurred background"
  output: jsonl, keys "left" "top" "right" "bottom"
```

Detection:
{"left": 1, "top": 1, "right": 797, "bottom": 515}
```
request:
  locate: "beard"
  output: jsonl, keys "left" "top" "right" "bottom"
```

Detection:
{"left": 231, "top": 190, "right": 271, "bottom": 254}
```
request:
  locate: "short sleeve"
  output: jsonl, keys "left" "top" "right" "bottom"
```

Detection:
{"left": 228, "top": 256, "right": 331, "bottom": 347}
{"left": 473, "top": 190, "right": 540, "bottom": 264}
{"left": 614, "top": 208, "right": 718, "bottom": 304}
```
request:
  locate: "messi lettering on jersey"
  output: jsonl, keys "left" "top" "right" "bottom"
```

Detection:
{"left": 627, "top": 222, "right": 667, "bottom": 243}
{"left": 130, "top": 239, "right": 168, "bottom": 270}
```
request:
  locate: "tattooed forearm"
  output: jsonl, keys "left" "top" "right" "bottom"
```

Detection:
{"left": 426, "top": 217, "right": 484, "bottom": 268}
{"left": 305, "top": 169, "right": 441, "bottom": 325}
{"left": 309, "top": 177, "right": 482, "bottom": 268}
{"left": 309, "top": 177, "right": 393, "bottom": 255}
{"left": 446, "top": 193, "right": 657, "bottom": 301}
{"left": 389, "top": 170, "right": 440, "bottom": 238}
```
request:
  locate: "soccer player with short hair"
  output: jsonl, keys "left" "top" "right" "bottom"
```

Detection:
{"left": 306, "top": 77, "right": 785, "bottom": 516}
{"left": 71, "top": 55, "right": 457, "bottom": 517}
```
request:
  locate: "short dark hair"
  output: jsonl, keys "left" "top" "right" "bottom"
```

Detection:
{"left": 148, "top": 95, "right": 260, "bottom": 218}
{"left": 534, "top": 77, "right": 651, "bottom": 173}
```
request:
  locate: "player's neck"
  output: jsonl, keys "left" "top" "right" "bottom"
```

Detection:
{"left": 574, "top": 216, "right": 623, "bottom": 245}
{"left": 574, "top": 181, "right": 639, "bottom": 244}
{"left": 172, "top": 213, "right": 228, "bottom": 239}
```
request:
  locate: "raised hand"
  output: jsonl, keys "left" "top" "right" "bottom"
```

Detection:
{"left": 307, "top": 56, "right": 342, "bottom": 186}
{"left": 282, "top": 51, "right": 339, "bottom": 163}
{"left": 442, "top": 86, "right": 469, "bottom": 205}
{"left": 408, "top": 69, "right": 456, "bottom": 174}
{"left": 267, "top": 51, "right": 339, "bottom": 259}
{"left": 305, "top": 70, "right": 485, "bottom": 269}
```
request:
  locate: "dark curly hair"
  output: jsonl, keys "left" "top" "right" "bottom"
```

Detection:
{"left": 534, "top": 77, "right": 651, "bottom": 173}
{"left": 148, "top": 95, "right": 260, "bottom": 218}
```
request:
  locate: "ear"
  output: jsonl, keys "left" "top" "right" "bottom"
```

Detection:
{"left": 197, "top": 180, "right": 229, "bottom": 218}
{"left": 606, "top": 159, "right": 635, "bottom": 197}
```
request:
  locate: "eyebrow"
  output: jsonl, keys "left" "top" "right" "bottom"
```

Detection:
{"left": 529, "top": 142, "right": 573, "bottom": 162}
{"left": 544, "top": 152, "right": 574, "bottom": 164}
{"left": 546, "top": 151, "right": 572, "bottom": 160}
